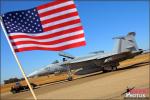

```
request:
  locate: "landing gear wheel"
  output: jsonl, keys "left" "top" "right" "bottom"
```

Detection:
{"left": 112, "top": 66, "right": 117, "bottom": 71}
{"left": 102, "top": 67, "right": 108, "bottom": 73}
{"left": 11, "top": 90, "right": 17, "bottom": 94}
{"left": 67, "top": 76, "right": 73, "bottom": 81}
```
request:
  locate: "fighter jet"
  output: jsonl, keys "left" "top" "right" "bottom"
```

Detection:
{"left": 28, "top": 32, "right": 143, "bottom": 78}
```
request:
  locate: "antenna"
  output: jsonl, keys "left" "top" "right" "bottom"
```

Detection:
{"left": 58, "top": 51, "right": 75, "bottom": 59}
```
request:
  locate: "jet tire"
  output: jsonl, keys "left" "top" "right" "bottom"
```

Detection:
{"left": 67, "top": 76, "right": 73, "bottom": 81}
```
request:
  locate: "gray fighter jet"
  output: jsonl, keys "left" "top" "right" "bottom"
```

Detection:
{"left": 28, "top": 32, "right": 143, "bottom": 78}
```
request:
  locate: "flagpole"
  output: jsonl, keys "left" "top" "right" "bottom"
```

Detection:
{"left": 0, "top": 16, "right": 37, "bottom": 100}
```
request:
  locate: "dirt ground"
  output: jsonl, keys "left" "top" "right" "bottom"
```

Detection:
{"left": 1, "top": 53, "right": 149, "bottom": 99}
{"left": 35, "top": 65, "right": 149, "bottom": 99}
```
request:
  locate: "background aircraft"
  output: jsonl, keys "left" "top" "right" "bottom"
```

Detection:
{"left": 28, "top": 32, "right": 143, "bottom": 78}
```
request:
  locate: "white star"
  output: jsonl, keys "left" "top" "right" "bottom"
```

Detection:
{"left": 19, "top": 15, "right": 22, "bottom": 17}
{"left": 15, "top": 13, "right": 18, "bottom": 15}
{"left": 27, "top": 19, "right": 29, "bottom": 21}
{"left": 28, "top": 11, "right": 30, "bottom": 13}
{"left": 26, "top": 14, "right": 28, "bottom": 16}
{"left": 13, "top": 16, "right": 15, "bottom": 18}
{"left": 18, "top": 28, "right": 22, "bottom": 30}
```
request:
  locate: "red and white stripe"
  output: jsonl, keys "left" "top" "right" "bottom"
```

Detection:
{"left": 9, "top": 0, "right": 86, "bottom": 52}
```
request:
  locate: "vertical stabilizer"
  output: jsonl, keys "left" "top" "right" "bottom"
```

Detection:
{"left": 113, "top": 32, "right": 139, "bottom": 53}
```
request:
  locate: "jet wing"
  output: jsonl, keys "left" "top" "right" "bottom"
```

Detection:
{"left": 62, "top": 51, "right": 131, "bottom": 68}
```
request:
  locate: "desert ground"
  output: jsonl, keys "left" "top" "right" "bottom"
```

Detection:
{"left": 1, "top": 53, "right": 149, "bottom": 99}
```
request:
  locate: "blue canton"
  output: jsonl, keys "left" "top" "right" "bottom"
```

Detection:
{"left": 2, "top": 8, "right": 43, "bottom": 34}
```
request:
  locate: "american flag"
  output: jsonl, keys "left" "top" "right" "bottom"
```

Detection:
{"left": 2, "top": 0, "right": 86, "bottom": 52}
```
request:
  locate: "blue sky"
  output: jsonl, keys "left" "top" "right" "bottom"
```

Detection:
{"left": 0, "top": 0, "right": 149, "bottom": 84}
